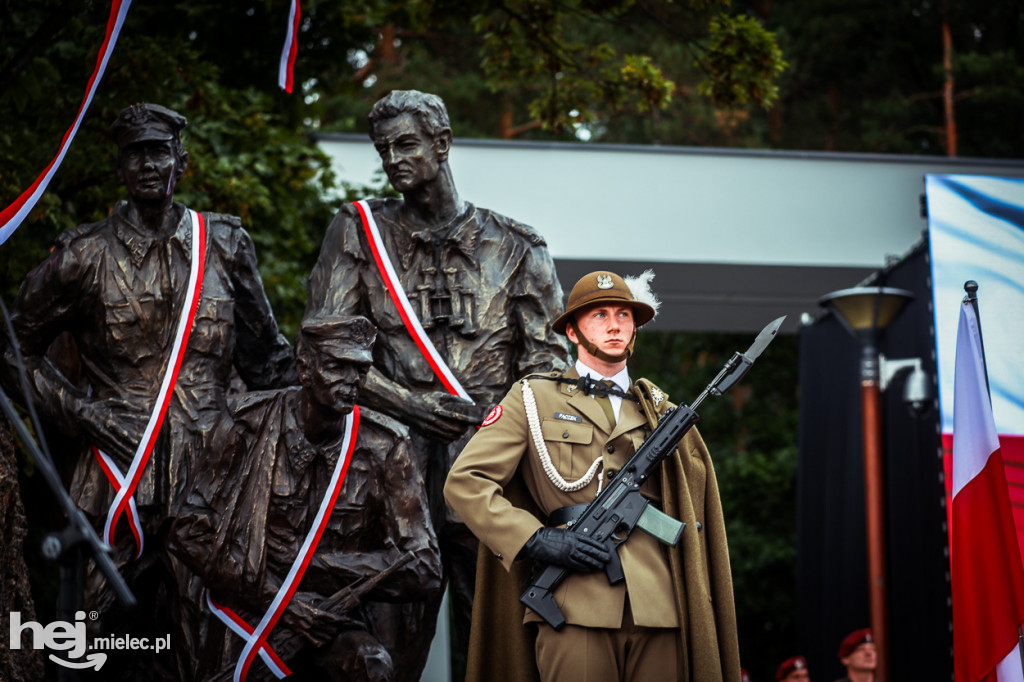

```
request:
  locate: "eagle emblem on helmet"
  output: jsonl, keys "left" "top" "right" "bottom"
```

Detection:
{"left": 596, "top": 274, "right": 613, "bottom": 289}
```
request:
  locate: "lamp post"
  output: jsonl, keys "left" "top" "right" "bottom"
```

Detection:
{"left": 818, "top": 286, "right": 915, "bottom": 682}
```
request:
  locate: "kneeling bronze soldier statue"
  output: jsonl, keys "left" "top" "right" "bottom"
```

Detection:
{"left": 171, "top": 315, "right": 442, "bottom": 681}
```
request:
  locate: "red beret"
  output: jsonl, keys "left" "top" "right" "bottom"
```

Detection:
{"left": 741, "top": 668, "right": 752, "bottom": 682}
{"left": 775, "top": 656, "right": 807, "bottom": 680}
{"left": 838, "top": 628, "right": 874, "bottom": 659}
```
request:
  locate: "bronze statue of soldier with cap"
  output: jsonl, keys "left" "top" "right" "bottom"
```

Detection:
{"left": 3, "top": 103, "right": 297, "bottom": 679}
{"left": 171, "top": 313, "right": 443, "bottom": 682}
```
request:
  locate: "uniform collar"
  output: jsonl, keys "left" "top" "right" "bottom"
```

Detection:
{"left": 562, "top": 365, "right": 645, "bottom": 438}
{"left": 574, "top": 359, "right": 630, "bottom": 393}
{"left": 282, "top": 389, "right": 348, "bottom": 474}
{"left": 385, "top": 202, "right": 480, "bottom": 269}
{"left": 112, "top": 201, "right": 190, "bottom": 267}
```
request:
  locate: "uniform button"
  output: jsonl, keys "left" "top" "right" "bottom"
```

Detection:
{"left": 605, "top": 444, "right": 615, "bottom": 453}
{"left": 562, "top": 432, "right": 570, "bottom": 439}
{"left": 606, "top": 469, "right": 616, "bottom": 479}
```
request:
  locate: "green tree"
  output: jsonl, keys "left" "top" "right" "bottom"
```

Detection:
{"left": 308, "top": 0, "right": 786, "bottom": 145}
{"left": 761, "top": 0, "right": 1024, "bottom": 157}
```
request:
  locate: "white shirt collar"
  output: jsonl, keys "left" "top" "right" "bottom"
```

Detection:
{"left": 575, "top": 359, "right": 630, "bottom": 392}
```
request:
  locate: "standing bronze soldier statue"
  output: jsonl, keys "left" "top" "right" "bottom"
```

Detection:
{"left": 170, "top": 314, "right": 442, "bottom": 682}
{"left": 3, "top": 103, "right": 297, "bottom": 680}
{"left": 305, "top": 90, "right": 569, "bottom": 678}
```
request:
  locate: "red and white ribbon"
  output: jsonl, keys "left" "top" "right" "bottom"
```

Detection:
{"left": 101, "top": 209, "right": 205, "bottom": 550}
{"left": 92, "top": 447, "right": 144, "bottom": 557}
{"left": 0, "top": 0, "right": 133, "bottom": 246}
{"left": 233, "top": 406, "right": 360, "bottom": 682}
{"left": 206, "top": 592, "right": 291, "bottom": 679}
{"left": 277, "top": 0, "right": 301, "bottom": 93}
{"left": 354, "top": 200, "right": 472, "bottom": 402}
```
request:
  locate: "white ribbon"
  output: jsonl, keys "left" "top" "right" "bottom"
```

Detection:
{"left": 353, "top": 200, "right": 472, "bottom": 402}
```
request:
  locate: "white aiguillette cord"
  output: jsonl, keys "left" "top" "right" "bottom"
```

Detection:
{"left": 521, "top": 378, "right": 604, "bottom": 494}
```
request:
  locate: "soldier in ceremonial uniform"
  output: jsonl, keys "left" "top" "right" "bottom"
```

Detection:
{"left": 4, "top": 103, "right": 296, "bottom": 679}
{"left": 832, "top": 629, "right": 875, "bottom": 682}
{"left": 305, "top": 89, "right": 569, "bottom": 675}
{"left": 171, "top": 315, "right": 441, "bottom": 681}
{"left": 776, "top": 655, "right": 811, "bottom": 682}
{"left": 445, "top": 270, "right": 742, "bottom": 682}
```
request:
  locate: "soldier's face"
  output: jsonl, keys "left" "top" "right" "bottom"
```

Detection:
{"left": 308, "top": 356, "right": 370, "bottom": 415}
{"left": 781, "top": 670, "right": 809, "bottom": 682}
{"left": 841, "top": 642, "right": 876, "bottom": 673}
{"left": 567, "top": 304, "right": 635, "bottom": 357}
{"left": 119, "top": 140, "right": 178, "bottom": 204}
{"left": 373, "top": 113, "right": 443, "bottom": 193}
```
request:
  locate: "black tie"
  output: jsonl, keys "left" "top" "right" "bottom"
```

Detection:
{"left": 594, "top": 380, "right": 617, "bottom": 428}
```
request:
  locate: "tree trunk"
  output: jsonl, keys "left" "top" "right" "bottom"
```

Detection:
{"left": 942, "top": 14, "right": 957, "bottom": 156}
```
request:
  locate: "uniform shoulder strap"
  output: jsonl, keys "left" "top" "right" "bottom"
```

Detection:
{"left": 632, "top": 378, "right": 673, "bottom": 429}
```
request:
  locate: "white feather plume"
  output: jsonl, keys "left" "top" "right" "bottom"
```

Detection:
{"left": 623, "top": 269, "right": 660, "bottom": 319}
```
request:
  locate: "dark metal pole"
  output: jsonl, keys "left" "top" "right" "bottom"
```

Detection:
{"left": 963, "top": 281, "right": 990, "bottom": 397}
{"left": 859, "top": 337, "right": 890, "bottom": 682}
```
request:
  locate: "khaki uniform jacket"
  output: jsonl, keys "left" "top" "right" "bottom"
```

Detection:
{"left": 446, "top": 367, "right": 677, "bottom": 628}
{"left": 444, "top": 368, "right": 742, "bottom": 681}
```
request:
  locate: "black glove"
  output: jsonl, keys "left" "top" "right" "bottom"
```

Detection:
{"left": 519, "top": 527, "right": 611, "bottom": 572}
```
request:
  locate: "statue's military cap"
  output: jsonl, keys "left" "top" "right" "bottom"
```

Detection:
{"left": 299, "top": 314, "right": 377, "bottom": 364}
{"left": 109, "top": 103, "right": 187, "bottom": 148}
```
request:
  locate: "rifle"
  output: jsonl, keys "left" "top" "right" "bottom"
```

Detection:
{"left": 274, "top": 551, "right": 415, "bottom": 651}
{"left": 519, "top": 316, "right": 785, "bottom": 630}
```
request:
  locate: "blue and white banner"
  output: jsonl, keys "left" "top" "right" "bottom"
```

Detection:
{"left": 927, "top": 174, "right": 1024, "bottom": 561}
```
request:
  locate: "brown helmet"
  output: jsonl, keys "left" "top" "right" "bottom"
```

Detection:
{"left": 552, "top": 270, "right": 656, "bottom": 336}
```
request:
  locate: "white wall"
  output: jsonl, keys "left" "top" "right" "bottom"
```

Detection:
{"left": 319, "top": 135, "right": 1024, "bottom": 268}
{"left": 317, "top": 135, "right": 1024, "bottom": 332}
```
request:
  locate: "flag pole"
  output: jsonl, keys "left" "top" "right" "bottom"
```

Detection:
{"left": 964, "top": 279, "right": 1024, "bottom": 672}
{"left": 963, "top": 281, "right": 990, "bottom": 398}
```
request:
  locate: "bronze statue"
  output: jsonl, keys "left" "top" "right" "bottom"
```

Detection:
{"left": 3, "top": 103, "right": 297, "bottom": 679}
{"left": 304, "top": 89, "right": 570, "bottom": 677}
{"left": 170, "top": 314, "right": 442, "bottom": 681}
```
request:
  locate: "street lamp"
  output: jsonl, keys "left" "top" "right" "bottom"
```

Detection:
{"left": 818, "top": 286, "right": 916, "bottom": 682}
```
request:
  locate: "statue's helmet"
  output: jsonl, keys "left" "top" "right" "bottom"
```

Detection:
{"left": 552, "top": 270, "right": 657, "bottom": 336}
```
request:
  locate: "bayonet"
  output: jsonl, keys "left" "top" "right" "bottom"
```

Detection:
{"left": 702, "top": 315, "right": 786, "bottom": 404}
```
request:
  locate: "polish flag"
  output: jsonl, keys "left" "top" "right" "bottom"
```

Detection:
{"left": 951, "top": 300, "right": 1024, "bottom": 682}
